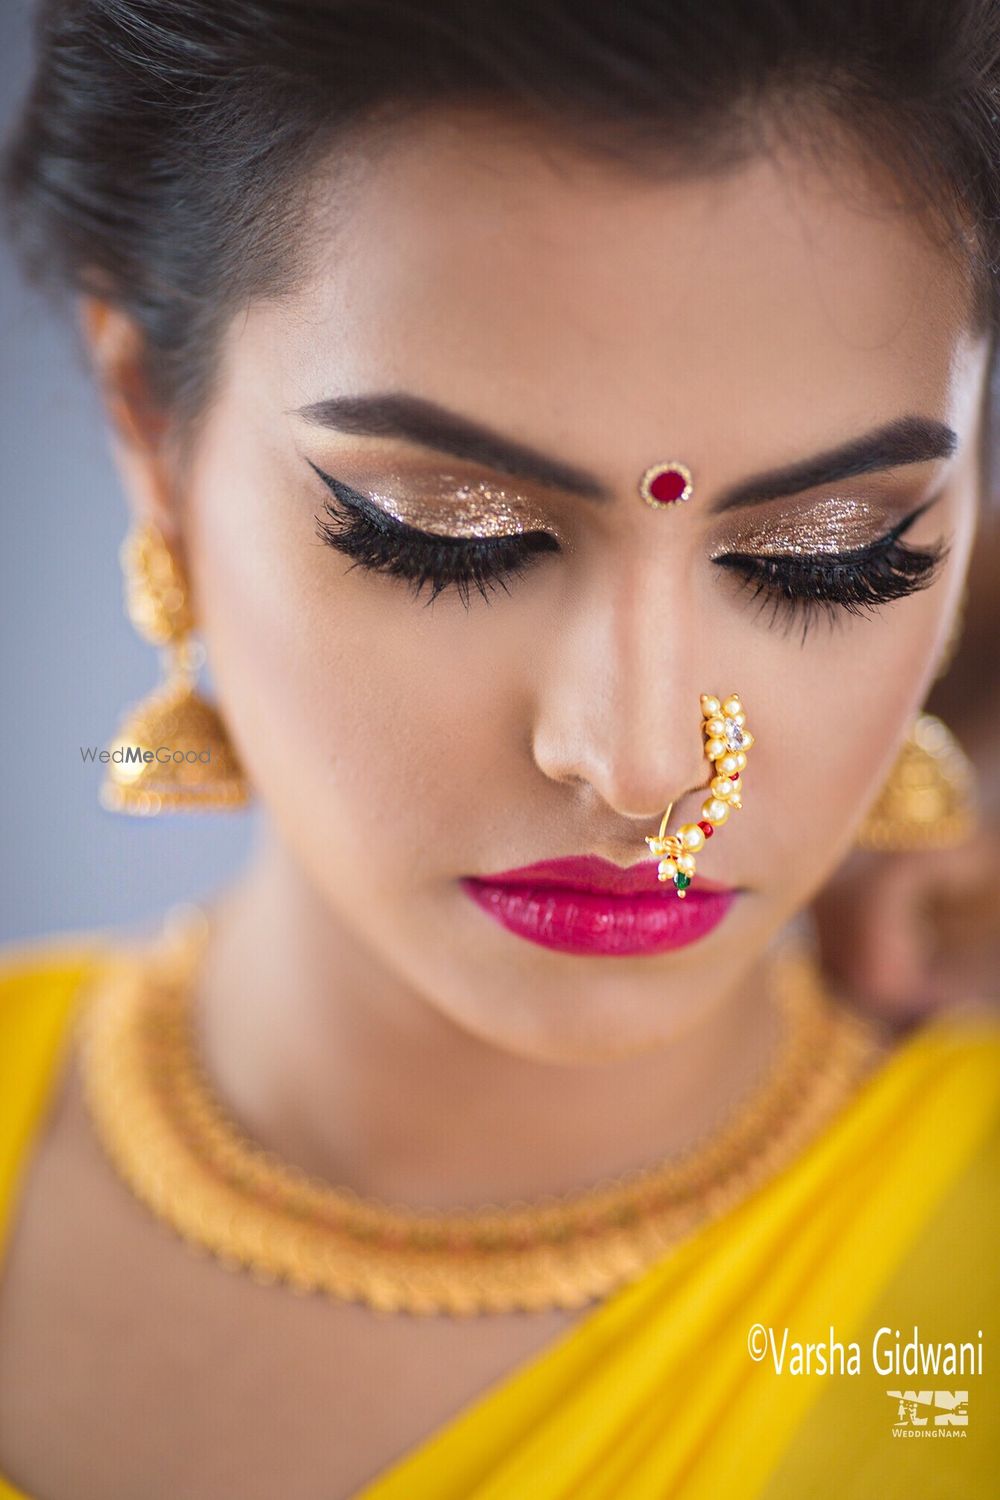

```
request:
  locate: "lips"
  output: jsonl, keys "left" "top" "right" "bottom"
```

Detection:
{"left": 460, "top": 855, "right": 737, "bottom": 957}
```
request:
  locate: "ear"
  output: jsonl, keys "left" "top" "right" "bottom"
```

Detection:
{"left": 77, "top": 296, "right": 183, "bottom": 542}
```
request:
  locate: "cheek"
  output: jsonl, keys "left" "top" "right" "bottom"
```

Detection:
{"left": 752, "top": 593, "right": 953, "bottom": 900}
{"left": 749, "top": 486, "right": 975, "bottom": 903}
{"left": 186, "top": 462, "right": 512, "bottom": 899}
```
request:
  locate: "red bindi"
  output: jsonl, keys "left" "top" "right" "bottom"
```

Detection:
{"left": 639, "top": 461, "right": 693, "bottom": 508}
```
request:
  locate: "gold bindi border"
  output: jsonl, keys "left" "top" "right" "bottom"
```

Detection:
{"left": 639, "top": 461, "right": 694, "bottom": 508}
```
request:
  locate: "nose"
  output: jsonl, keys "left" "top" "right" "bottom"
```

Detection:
{"left": 530, "top": 560, "right": 713, "bottom": 824}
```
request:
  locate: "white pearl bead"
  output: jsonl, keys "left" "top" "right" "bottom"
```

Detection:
{"left": 718, "top": 754, "right": 739, "bottom": 776}
{"left": 705, "top": 738, "right": 726, "bottom": 760}
{"left": 734, "top": 750, "right": 747, "bottom": 771}
{"left": 701, "top": 695, "right": 721, "bottom": 717}
{"left": 679, "top": 823, "right": 706, "bottom": 852}
{"left": 711, "top": 775, "right": 734, "bottom": 798}
{"left": 658, "top": 859, "right": 677, "bottom": 879}
{"left": 723, "top": 696, "right": 742, "bottom": 717}
{"left": 677, "top": 853, "right": 696, "bottom": 875}
{"left": 705, "top": 717, "right": 726, "bottom": 738}
{"left": 702, "top": 798, "right": 730, "bottom": 825}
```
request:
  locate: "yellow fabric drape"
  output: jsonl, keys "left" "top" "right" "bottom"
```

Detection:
{"left": 355, "top": 1010, "right": 999, "bottom": 1500}
{"left": 0, "top": 944, "right": 997, "bottom": 1500}
{"left": 0, "top": 941, "right": 107, "bottom": 1500}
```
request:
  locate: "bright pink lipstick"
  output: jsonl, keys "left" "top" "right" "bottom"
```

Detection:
{"left": 461, "top": 855, "right": 737, "bottom": 957}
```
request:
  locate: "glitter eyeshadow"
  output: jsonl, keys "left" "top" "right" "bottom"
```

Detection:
{"left": 718, "top": 498, "right": 895, "bottom": 556}
{"left": 364, "top": 475, "right": 552, "bottom": 539}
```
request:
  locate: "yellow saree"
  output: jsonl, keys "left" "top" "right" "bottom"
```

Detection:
{"left": 0, "top": 939, "right": 997, "bottom": 1499}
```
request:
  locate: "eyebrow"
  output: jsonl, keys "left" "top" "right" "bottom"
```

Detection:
{"left": 712, "top": 415, "right": 958, "bottom": 511}
{"left": 292, "top": 394, "right": 957, "bottom": 510}
{"left": 293, "top": 392, "right": 606, "bottom": 498}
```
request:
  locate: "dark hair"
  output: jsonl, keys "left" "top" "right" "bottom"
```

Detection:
{"left": 3, "top": 0, "right": 999, "bottom": 427}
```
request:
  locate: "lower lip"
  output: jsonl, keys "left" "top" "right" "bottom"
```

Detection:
{"left": 460, "top": 878, "right": 737, "bottom": 956}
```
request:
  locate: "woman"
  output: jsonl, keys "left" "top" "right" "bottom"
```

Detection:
{"left": 0, "top": 2, "right": 997, "bottom": 1496}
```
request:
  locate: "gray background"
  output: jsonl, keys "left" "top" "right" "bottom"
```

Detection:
{"left": 0, "top": 0, "right": 255, "bottom": 946}
{"left": 3, "top": 2, "right": 994, "bottom": 954}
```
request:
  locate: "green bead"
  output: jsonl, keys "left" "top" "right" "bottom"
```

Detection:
{"left": 674, "top": 872, "right": 691, "bottom": 890}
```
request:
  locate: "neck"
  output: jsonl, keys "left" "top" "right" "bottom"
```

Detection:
{"left": 194, "top": 834, "right": 790, "bottom": 1211}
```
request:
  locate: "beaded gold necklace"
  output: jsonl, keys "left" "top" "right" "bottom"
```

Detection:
{"left": 78, "top": 913, "right": 885, "bottom": 1316}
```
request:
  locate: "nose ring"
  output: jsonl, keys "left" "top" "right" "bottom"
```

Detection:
{"left": 644, "top": 694, "right": 753, "bottom": 897}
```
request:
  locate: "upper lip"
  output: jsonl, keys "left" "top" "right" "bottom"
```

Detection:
{"left": 465, "top": 854, "right": 735, "bottom": 897}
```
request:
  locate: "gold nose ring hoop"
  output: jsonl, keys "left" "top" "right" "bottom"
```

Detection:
{"left": 644, "top": 694, "right": 753, "bottom": 897}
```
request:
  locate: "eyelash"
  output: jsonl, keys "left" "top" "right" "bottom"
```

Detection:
{"left": 712, "top": 505, "right": 947, "bottom": 637}
{"left": 313, "top": 469, "right": 947, "bottom": 624}
{"left": 314, "top": 472, "right": 558, "bottom": 608}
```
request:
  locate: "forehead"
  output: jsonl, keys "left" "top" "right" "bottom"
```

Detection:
{"left": 251, "top": 108, "right": 982, "bottom": 458}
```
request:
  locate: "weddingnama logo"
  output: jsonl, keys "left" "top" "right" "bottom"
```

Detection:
{"left": 747, "top": 1325, "right": 981, "bottom": 1438}
{"left": 888, "top": 1390, "right": 969, "bottom": 1436}
{"left": 80, "top": 745, "right": 212, "bottom": 766}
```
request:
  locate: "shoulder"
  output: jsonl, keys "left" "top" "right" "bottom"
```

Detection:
{"left": 0, "top": 929, "right": 115, "bottom": 1050}
{"left": 0, "top": 930, "right": 122, "bottom": 1213}
{"left": 868, "top": 1004, "right": 1000, "bottom": 1191}
{"left": 900, "top": 1004, "right": 1000, "bottom": 1078}
{"left": 875, "top": 1004, "right": 1000, "bottom": 1128}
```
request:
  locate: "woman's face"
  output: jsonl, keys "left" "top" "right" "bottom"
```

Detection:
{"left": 173, "top": 109, "right": 986, "bottom": 1062}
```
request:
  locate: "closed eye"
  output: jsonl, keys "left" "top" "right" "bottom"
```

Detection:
{"left": 311, "top": 466, "right": 559, "bottom": 609}
{"left": 712, "top": 502, "right": 948, "bottom": 639}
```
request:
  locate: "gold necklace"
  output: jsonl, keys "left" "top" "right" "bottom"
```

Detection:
{"left": 78, "top": 911, "right": 885, "bottom": 1316}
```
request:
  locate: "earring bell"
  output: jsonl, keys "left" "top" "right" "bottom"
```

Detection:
{"left": 645, "top": 693, "right": 753, "bottom": 896}
{"left": 100, "top": 521, "right": 250, "bottom": 815}
{"left": 855, "top": 713, "right": 976, "bottom": 852}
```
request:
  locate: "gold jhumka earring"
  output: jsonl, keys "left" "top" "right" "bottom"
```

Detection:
{"left": 645, "top": 693, "right": 753, "bottom": 897}
{"left": 100, "top": 520, "right": 250, "bottom": 814}
{"left": 855, "top": 713, "right": 976, "bottom": 852}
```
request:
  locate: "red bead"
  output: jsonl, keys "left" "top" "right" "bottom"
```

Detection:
{"left": 648, "top": 467, "right": 688, "bottom": 504}
{"left": 697, "top": 820, "right": 714, "bottom": 838}
{"left": 730, "top": 773, "right": 740, "bottom": 781}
